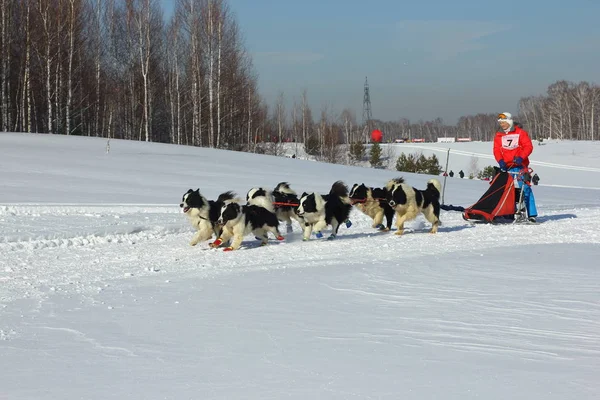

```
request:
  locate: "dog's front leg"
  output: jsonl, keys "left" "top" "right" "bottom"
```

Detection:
{"left": 302, "top": 222, "right": 313, "bottom": 241}
{"left": 394, "top": 213, "right": 407, "bottom": 236}
{"left": 190, "top": 230, "right": 202, "bottom": 246}
{"left": 211, "top": 226, "right": 233, "bottom": 248}
{"left": 312, "top": 219, "right": 328, "bottom": 238}
{"left": 191, "top": 222, "right": 212, "bottom": 246}
{"left": 372, "top": 210, "right": 384, "bottom": 229}
{"left": 225, "top": 227, "right": 245, "bottom": 251}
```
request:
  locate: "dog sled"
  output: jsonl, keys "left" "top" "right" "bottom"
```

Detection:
{"left": 442, "top": 167, "right": 537, "bottom": 224}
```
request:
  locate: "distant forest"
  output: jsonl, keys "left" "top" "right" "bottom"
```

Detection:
{"left": 0, "top": 0, "right": 598, "bottom": 158}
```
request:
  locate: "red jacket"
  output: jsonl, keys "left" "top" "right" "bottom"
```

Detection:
{"left": 493, "top": 125, "right": 533, "bottom": 167}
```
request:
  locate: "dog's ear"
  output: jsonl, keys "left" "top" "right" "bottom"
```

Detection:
{"left": 195, "top": 188, "right": 200, "bottom": 193}
{"left": 301, "top": 192, "right": 308, "bottom": 198}
{"left": 186, "top": 189, "right": 193, "bottom": 193}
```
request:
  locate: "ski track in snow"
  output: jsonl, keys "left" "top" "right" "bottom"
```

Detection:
{"left": 1, "top": 202, "right": 598, "bottom": 306}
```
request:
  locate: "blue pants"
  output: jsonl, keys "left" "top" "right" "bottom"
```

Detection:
{"left": 509, "top": 167, "right": 538, "bottom": 217}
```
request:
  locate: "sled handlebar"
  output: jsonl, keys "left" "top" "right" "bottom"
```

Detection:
{"left": 506, "top": 167, "right": 534, "bottom": 185}
{"left": 505, "top": 167, "right": 534, "bottom": 175}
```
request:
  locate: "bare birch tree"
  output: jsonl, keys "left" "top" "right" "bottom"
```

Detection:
{"left": 340, "top": 108, "right": 355, "bottom": 145}
{"left": 35, "top": 0, "right": 58, "bottom": 133}
{"left": 21, "top": 1, "right": 32, "bottom": 132}
{"left": 0, "top": 0, "right": 12, "bottom": 131}
{"left": 166, "top": 13, "right": 184, "bottom": 144}
{"left": 275, "top": 91, "right": 286, "bottom": 144}
{"left": 65, "top": 0, "right": 83, "bottom": 135}
{"left": 179, "top": 0, "right": 204, "bottom": 146}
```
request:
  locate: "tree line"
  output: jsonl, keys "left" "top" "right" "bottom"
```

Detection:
{"left": 0, "top": 0, "right": 597, "bottom": 159}
{"left": 0, "top": 0, "right": 261, "bottom": 149}
{"left": 518, "top": 80, "right": 600, "bottom": 141}
{"left": 369, "top": 79, "right": 600, "bottom": 143}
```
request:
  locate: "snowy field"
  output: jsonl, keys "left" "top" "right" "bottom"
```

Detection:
{"left": 1, "top": 132, "right": 599, "bottom": 400}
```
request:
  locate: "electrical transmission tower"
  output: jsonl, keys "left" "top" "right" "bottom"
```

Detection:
{"left": 362, "top": 77, "right": 373, "bottom": 142}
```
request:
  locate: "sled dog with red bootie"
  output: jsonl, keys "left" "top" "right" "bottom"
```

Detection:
{"left": 212, "top": 200, "right": 284, "bottom": 251}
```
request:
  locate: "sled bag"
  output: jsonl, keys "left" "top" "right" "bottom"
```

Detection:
{"left": 462, "top": 171, "right": 516, "bottom": 222}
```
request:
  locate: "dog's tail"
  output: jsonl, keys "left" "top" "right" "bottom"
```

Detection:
{"left": 427, "top": 178, "right": 442, "bottom": 199}
{"left": 385, "top": 177, "right": 404, "bottom": 191}
{"left": 330, "top": 180, "right": 352, "bottom": 205}
{"left": 217, "top": 191, "right": 236, "bottom": 203}
{"left": 273, "top": 182, "right": 296, "bottom": 195}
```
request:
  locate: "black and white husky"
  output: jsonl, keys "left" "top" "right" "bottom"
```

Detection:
{"left": 349, "top": 183, "right": 394, "bottom": 231}
{"left": 213, "top": 200, "right": 284, "bottom": 251}
{"left": 296, "top": 181, "right": 353, "bottom": 241}
{"left": 246, "top": 183, "right": 304, "bottom": 233}
{"left": 180, "top": 189, "right": 236, "bottom": 246}
{"left": 272, "top": 182, "right": 304, "bottom": 233}
{"left": 384, "top": 177, "right": 441, "bottom": 235}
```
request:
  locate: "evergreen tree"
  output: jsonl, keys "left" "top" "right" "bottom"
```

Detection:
{"left": 417, "top": 154, "right": 428, "bottom": 173}
{"left": 369, "top": 142, "right": 383, "bottom": 168}
{"left": 395, "top": 152, "right": 417, "bottom": 171}
{"left": 348, "top": 141, "right": 366, "bottom": 164}
{"left": 395, "top": 152, "right": 442, "bottom": 175}
{"left": 477, "top": 165, "right": 496, "bottom": 180}
{"left": 304, "top": 135, "right": 320, "bottom": 156}
{"left": 426, "top": 154, "right": 443, "bottom": 175}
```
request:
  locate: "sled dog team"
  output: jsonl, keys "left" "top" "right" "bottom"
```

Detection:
{"left": 180, "top": 178, "right": 442, "bottom": 251}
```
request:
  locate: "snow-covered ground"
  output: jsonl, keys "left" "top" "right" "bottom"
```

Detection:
{"left": 1, "top": 132, "right": 599, "bottom": 400}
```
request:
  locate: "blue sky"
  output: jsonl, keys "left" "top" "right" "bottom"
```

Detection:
{"left": 160, "top": 0, "right": 600, "bottom": 123}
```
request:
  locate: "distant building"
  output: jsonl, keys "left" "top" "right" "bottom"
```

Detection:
{"left": 437, "top": 137, "right": 455, "bottom": 143}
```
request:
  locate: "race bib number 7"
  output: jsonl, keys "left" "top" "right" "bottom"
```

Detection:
{"left": 502, "top": 133, "right": 520, "bottom": 150}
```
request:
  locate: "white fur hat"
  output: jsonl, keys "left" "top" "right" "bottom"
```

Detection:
{"left": 498, "top": 112, "right": 514, "bottom": 129}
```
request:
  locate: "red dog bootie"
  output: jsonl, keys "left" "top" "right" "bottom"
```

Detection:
{"left": 209, "top": 238, "right": 223, "bottom": 248}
